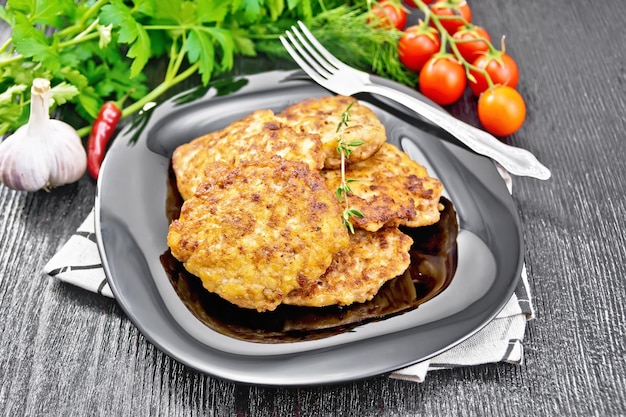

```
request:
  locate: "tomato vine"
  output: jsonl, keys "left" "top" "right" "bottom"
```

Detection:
{"left": 398, "top": 0, "right": 527, "bottom": 136}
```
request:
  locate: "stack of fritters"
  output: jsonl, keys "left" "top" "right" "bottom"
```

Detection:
{"left": 167, "top": 95, "right": 444, "bottom": 312}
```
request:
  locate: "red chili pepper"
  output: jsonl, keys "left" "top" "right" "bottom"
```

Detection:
{"left": 87, "top": 102, "right": 122, "bottom": 179}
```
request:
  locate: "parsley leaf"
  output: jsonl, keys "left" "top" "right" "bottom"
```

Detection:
{"left": 49, "top": 82, "right": 79, "bottom": 106}
{"left": 126, "top": 26, "right": 151, "bottom": 78}
{"left": 237, "top": 0, "right": 263, "bottom": 22}
{"left": 266, "top": 0, "right": 285, "bottom": 21}
{"left": 100, "top": 1, "right": 152, "bottom": 77}
{"left": 0, "top": 6, "right": 13, "bottom": 25}
{"left": 232, "top": 30, "right": 257, "bottom": 56}
{"left": 14, "top": 38, "right": 61, "bottom": 73}
{"left": 196, "top": 0, "right": 229, "bottom": 23}
{"left": 185, "top": 28, "right": 215, "bottom": 85}
{"left": 0, "top": 84, "right": 27, "bottom": 135}
{"left": 208, "top": 28, "right": 236, "bottom": 71}
{"left": 151, "top": 0, "right": 183, "bottom": 22}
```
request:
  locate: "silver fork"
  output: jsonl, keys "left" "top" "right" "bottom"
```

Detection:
{"left": 279, "top": 21, "right": 551, "bottom": 180}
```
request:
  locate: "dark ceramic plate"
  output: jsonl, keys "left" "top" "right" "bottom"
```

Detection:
{"left": 95, "top": 70, "right": 523, "bottom": 386}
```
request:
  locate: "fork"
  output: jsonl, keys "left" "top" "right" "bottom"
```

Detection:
{"left": 279, "top": 21, "right": 551, "bottom": 180}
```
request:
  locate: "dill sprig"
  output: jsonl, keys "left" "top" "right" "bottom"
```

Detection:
{"left": 252, "top": 4, "right": 418, "bottom": 87}
{"left": 335, "top": 102, "right": 365, "bottom": 233}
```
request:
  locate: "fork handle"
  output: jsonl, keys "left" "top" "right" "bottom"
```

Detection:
{"left": 362, "top": 84, "right": 551, "bottom": 180}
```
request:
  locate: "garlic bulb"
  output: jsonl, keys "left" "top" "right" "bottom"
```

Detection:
{"left": 0, "top": 78, "right": 87, "bottom": 191}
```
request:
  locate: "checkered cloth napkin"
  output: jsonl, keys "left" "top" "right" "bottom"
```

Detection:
{"left": 43, "top": 170, "right": 534, "bottom": 382}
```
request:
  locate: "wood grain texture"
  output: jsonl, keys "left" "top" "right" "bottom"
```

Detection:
{"left": 1, "top": 0, "right": 625, "bottom": 416}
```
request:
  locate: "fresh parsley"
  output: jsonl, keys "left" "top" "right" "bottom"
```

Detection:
{"left": 0, "top": 0, "right": 415, "bottom": 136}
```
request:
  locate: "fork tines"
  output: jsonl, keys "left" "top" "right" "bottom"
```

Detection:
{"left": 280, "top": 21, "right": 338, "bottom": 82}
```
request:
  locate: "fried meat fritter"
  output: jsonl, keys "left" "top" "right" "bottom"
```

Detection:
{"left": 321, "top": 143, "right": 444, "bottom": 232}
{"left": 283, "top": 227, "right": 413, "bottom": 307}
{"left": 167, "top": 157, "right": 350, "bottom": 312}
{"left": 168, "top": 96, "right": 447, "bottom": 312}
{"left": 172, "top": 109, "right": 325, "bottom": 200}
{"left": 277, "top": 95, "right": 386, "bottom": 169}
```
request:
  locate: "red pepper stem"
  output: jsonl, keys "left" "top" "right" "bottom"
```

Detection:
{"left": 113, "top": 90, "right": 133, "bottom": 111}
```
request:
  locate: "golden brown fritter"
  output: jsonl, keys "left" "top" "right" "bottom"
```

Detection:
{"left": 167, "top": 96, "right": 447, "bottom": 312}
{"left": 284, "top": 227, "right": 413, "bottom": 307}
{"left": 277, "top": 95, "right": 387, "bottom": 169}
{"left": 172, "top": 109, "right": 325, "bottom": 200}
{"left": 321, "top": 143, "right": 444, "bottom": 232}
{"left": 167, "top": 157, "right": 350, "bottom": 312}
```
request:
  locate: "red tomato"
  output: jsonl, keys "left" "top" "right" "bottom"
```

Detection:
{"left": 404, "top": 0, "right": 434, "bottom": 7}
{"left": 478, "top": 86, "right": 526, "bottom": 136}
{"left": 398, "top": 25, "right": 441, "bottom": 72}
{"left": 419, "top": 55, "right": 467, "bottom": 105}
{"left": 430, "top": 0, "right": 472, "bottom": 34}
{"left": 469, "top": 52, "right": 519, "bottom": 96}
{"left": 371, "top": 1, "right": 408, "bottom": 30}
{"left": 453, "top": 25, "right": 491, "bottom": 62}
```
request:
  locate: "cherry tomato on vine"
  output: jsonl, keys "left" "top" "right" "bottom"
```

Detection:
{"left": 478, "top": 86, "right": 526, "bottom": 136}
{"left": 404, "top": 0, "right": 434, "bottom": 7}
{"left": 370, "top": 0, "right": 408, "bottom": 30}
{"left": 469, "top": 52, "right": 519, "bottom": 96}
{"left": 453, "top": 25, "right": 491, "bottom": 63}
{"left": 398, "top": 25, "right": 441, "bottom": 72}
{"left": 430, "top": 0, "right": 472, "bottom": 34}
{"left": 419, "top": 56, "right": 466, "bottom": 105}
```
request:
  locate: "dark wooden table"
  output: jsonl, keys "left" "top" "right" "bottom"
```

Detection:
{"left": 1, "top": 0, "right": 625, "bottom": 415}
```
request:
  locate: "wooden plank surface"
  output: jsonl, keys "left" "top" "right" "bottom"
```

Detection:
{"left": 1, "top": 0, "right": 625, "bottom": 416}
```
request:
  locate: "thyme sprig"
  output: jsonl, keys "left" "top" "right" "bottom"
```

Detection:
{"left": 335, "top": 102, "right": 365, "bottom": 233}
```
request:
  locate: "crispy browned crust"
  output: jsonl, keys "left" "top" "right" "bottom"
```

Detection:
{"left": 172, "top": 110, "right": 325, "bottom": 200}
{"left": 284, "top": 227, "right": 413, "bottom": 307}
{"left": 277, "top": 95, "right": 387, "bottom": 169}
{"left": 167, "top": 157, "right": 350, "bottom": 312}
{"left": 321, "top": 143, "right": 444, "bottom": 232}
{"left": 168, "top": 97, "right": 445, "bottom": 311}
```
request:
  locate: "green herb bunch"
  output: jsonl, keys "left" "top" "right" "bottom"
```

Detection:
{"left": 0, "top": 0, "right": 413, "bottom": 136}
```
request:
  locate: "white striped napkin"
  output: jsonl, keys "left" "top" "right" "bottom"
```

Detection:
{"left": 42, "top": 169, "right": 534, "bottom": 382}
{"left": 44, "top": 209, "right": 113, "bottom": 298}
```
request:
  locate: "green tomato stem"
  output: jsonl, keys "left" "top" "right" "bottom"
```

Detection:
{"left": 413, "top": 0, "right": 495, "bottom": 89}
{"left": 453, "top": 36, "right": 491, "bottom": 44}
{"left": 435, "top": 14, "right": 471, "bottom": 25}
{"left": 439, "top": 27, "right": 448, "bottom": 53}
